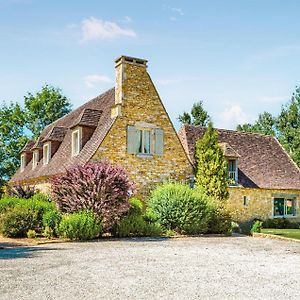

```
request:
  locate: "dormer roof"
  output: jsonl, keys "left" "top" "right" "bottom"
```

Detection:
{"left": 20, "top": 140, "right": 35, "bottom": 153}
{"left": 43, "top": 126, "right": 68, "bottom": 142}
{"left": 219, "top": 142, "right": 240, "bottom": 159}
{"left": 70, "top": 108, "right": 102, "bottom": 129}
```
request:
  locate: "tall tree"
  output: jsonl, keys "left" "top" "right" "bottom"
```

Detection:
{"left": 277, "top": 87, "right": 300, "bottom": 166}
{"left": 237, "top": 112, "right": 276, "bottom": 136}
{"left": 195, "top": 122, "right": 229, "bottom": 201}
{"left": 24, "top": 84, "right": 72, "bottom": 138}
{"left": 0, "top": 102, "right": 28, "bottom": 188}
{"left": 178, "top": 101, "right": 210, "bottom": 126}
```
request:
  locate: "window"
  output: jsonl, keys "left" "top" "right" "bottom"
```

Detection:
{"left": 273, "top": 197, "right": 296, "bottom": 217}
{"left": 127, "top": 125, "right": 164, "bottom": 156}
{"left": 72, "top": 128, "right": 81, "bottom": 156}
{"left": 32, "top": 150, "right": 39, "bottom": 169}
{"left": 228, "top": 159, "right": 238, "bottom": 184}
{"left": 137, "top": 129, "right": 151, "bottom": 154}
{"left": 243, "top": 196, "right": 250, "bottom": 206}
{"left": 20, "top": 154, "right": 26, "bottom": 172}
{"left": 43, "top": 143, "right": 51, "bottom": 165}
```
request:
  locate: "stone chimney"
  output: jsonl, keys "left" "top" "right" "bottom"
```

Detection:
{"left": 111, "top": 55, "right": 148, "bottom": 118}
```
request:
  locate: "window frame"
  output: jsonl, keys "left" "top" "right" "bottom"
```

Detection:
{"left": 32, "top": 150, "right": 39, "bottom": 170}
{"left": 43, "top": 142, "right": 51, "bottom": 165}
{"left": 273, "top": 197, "right": 296, "bottom": 218}
{"left": 228, "top": 159, "right": 238, "bottom": 185}
{"left": 20, "top": 153, "right": 26, "bottom": 172}
{"left": 137, "top": 128, "right": 153, "bottom": 156}
{"left": 71, "top": 127, "right": 82, "bottom": 157}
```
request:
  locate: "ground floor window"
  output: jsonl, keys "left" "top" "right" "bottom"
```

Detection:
{"left": 273, "top": 197, "right": 296, "bottom": 217}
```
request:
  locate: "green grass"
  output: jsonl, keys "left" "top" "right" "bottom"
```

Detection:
{"left": 261, "top": 228, "right": 300, "bottom": 240}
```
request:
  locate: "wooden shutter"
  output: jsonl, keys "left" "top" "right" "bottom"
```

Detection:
{"left": 127, "top": 125, "right": 137, "bottom": 154}
{"left": 155, "top": 128, "right": 164, "bottom": 155}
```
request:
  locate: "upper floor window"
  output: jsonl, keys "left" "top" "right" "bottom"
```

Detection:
{"left": 228, "top": 159, "right": 238, "bottom": 185}
{"left": 273, "top": 197, "right": 296, "bottom": 218}
{"left": 72, "top": 128, "right": 82, "bottom": 157}
{"left": 43, "top": 143, "right": 51, "bottom": 165}
{"left": 127, "top": 124, "right": 163, "bottom": 156}
{"left": 32, "top": 150, "right": 39, "bottom": 169}
{"left": 20, "top": 154, "right": 26, "bottom": 172}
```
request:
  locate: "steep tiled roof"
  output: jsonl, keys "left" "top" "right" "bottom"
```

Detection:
{"left": 20, "top": 140, "right": 35, "bottom": 153}
{"left": 178, "top": 124, "right": 300, "bottom": 190}
{"left": 43, "top": 126, "right": 68, "bottom": 142}
{"left": 71, "top": 108, "right": 102, "bottom": 128}
{"left": 219, "top": 142, "right": 240, "bottom": 158}
{"left": 10, "top": 88, "right": 116, "bottom": 183}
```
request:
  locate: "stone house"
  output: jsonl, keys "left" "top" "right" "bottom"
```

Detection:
{"left": 9, "top": 55, "right": 300, "bottom": 223}
{"left": 9, "top": 56, "right": 193, "bottom": 195}
{"left": 178, "top": 125, "right": 300, "bottom": 223}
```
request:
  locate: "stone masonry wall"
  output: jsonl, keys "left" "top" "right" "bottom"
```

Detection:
{"left": 93, "top": 62, "right": 193, "bottom": 196}
{"left": 227, "top": 187, "right": 300, "bottom": 222}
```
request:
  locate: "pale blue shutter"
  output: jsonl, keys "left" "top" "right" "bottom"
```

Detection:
{"left": 155, "top": 128, "right": 164, "bottom": 155}
{"left": 127, "top": 125, "right": 137, "bottom": 154}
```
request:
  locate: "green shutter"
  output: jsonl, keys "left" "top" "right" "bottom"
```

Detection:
{"left": 155, "top": 128, "right": 164, "bottom": 155}
{"left": 127, "top": 125, "right": 137, "bottom": 154}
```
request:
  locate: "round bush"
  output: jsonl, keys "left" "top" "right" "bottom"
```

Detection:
{"left": 51, "top": 161, "right": 133, "bottom": 231}
{"left": 148, "top": 182, "right": 212, "bottom": 234}
{"left": 58, "top": 210, "right": 102, "bottom": 240}
{"left": 0, "top": 207, "right": 39, "bottom": 237}
{"left": 43, "top": 210, "right": 62, "bottom": 237}
{"left": 207, "top": 202, "right": 232, "bottom": 234}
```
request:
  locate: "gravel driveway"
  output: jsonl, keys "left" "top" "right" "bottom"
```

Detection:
{"left": 0, "top": 236, "right": 300, "bottom": 300}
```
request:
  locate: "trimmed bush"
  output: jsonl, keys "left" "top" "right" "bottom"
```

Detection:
{"left": 27, "top": 229, "right": 37, "bottom": 239}
{"left": 251, "top": 220, "right": 263, "bottom": 233}
{"left": 207, "top": 202, "right": 232, "bottom": 234}
{"left": 0, "top": 207, "right": 40, "bottom": 237}
{"left": 42, "top": 210, "right": 62, "bottom": 237}
{"left": 0, "top": 197, "right": 21, "bottom": 214}
{"left": 113, "top": 198, "right": 163, "bottom": 237}
{"left": 263, "top": 218, "right": 299, "bottom": 229}
{"left": 58, "top": 210, "right": 102, "bottom": 240}
{"left": 31, "top": 193, "right": 51, "bottom": 202}
{"left": 148, "top": 182, "right": 212, "bottom": 234}
{"left": 51, "top": 161, "right": 133, "bottom": 231}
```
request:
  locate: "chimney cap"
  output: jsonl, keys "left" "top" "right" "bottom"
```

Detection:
{"left": 115, "top": 55, "right": 148, "bottom": 68}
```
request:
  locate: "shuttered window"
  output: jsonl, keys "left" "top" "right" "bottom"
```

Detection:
{"left": 127, "top": 125, "right": 164, "bottom": 156}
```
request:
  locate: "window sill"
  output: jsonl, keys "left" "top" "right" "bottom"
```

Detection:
{"left": 137, "top": 153, "right": 153, "bottom": 159}
{"left": 273, "top": 215, "right": 297, "bottom": 219}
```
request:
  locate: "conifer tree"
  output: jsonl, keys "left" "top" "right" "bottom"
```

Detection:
{"left": 195, "top": 122, "right": 229, "bottom": 200}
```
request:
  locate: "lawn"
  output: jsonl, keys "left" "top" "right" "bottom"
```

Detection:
{"left": 261, "top": 228, "right": 300, "bottom": 240}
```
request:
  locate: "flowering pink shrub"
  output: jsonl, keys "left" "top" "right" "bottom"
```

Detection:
{"left": 51, "top": 161, "right": 133, "bottom": 231}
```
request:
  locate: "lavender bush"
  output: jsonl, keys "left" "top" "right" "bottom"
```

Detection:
{"left": 51, "top": 161, "right": 133, "bottom": 231}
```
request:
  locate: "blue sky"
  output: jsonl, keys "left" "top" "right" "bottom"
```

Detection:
{"left": 1, "top": 0, "right": 300, "bottom": 129}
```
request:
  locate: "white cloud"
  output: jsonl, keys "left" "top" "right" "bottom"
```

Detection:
{"left": 218, "top": 104, "right": 253, "bottom": 129}
{"left": 80, "top": 17, "right": 136, "bottom": 42}
{"left": 83, "top": 74, "right": 111, "bottom": 88}
{"left": 123, "top": 16, "right": 132, "bottom": 23}
{"left": 171, "top": 7, "right": 184, "bottom": 16}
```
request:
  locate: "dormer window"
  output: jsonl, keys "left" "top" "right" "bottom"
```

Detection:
{"left": 20, "top": 154, "right": 26, "bottom": 172}
{"left": 72, "top": 128, "right": 82, "bottom": 156}
{"left": 32, "top": 150, "right": 39, "bottom": 169}
{"left": 43, "top": 142, "right": 51, "bottom": 165}
{"left": 228, "top": 159, "right": 238, "bottom": 185}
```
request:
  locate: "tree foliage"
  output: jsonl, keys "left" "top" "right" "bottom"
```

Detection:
{"left": 0, "top": 84, "right": 71, "bottom": 191}
{"left": 237, "top": 87, "right": 300, "bottom": 166}
{"left": 178, "top": 101, "right": 210, "bottom": 126}
{"left": 195, "top": 122, "right": 229, "bottom": 201}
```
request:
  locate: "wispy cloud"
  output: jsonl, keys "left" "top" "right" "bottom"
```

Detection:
{"left": 80, "top": 17, "right": 136, "bottom": 42}
{"left": 83, "top": 74, "right": 111, "bottom": 88}
{"left": 259, "top": 95, "right": 288, "bottom": 104}
{"left": 123, "top": 16, "right": 132, "bottom": 23}
{"left": 218, "top": 104, "right": 254, "bottom": 129}
{"left": 155, "top": 77, "right": 183, "bottom": 86}
{"left": 171, "top": 7, "right": 184, "bottom": 16}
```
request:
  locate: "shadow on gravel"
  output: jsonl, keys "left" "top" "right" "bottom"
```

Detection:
{"left": 0, "top": 244, "right": 60, "bottom": 260}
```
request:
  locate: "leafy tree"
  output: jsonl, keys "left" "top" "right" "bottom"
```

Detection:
{"left": 277, "top": 87, "right": 300, "bottom": 166}
{"left": 195, "top": 122, "right": 229, "bottom": 201}
{"left": 0, "top": 85, "right": 71, "bottom": 192}
{"left": 24, "top": 84, "right": 71, "bottom": 138}
{"left": 237, "top": 112, "right": 276, "bottom": 136}
{"left": 0, "top": 103, "right": 28, "bottom": 186}
{"left": 178, "top": 101, "right": 210, "bottom": 126}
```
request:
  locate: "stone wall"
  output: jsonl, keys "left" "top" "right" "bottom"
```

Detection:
{"left": 227, "top": 187, "right": 300, "bottom": 222}
{"left": 93, "top": 60, "right": 193, "bottom": 196}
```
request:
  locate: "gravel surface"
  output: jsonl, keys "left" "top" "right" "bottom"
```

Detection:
{"left": 0, "top": 236, "right": 300, "bottom": 300}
